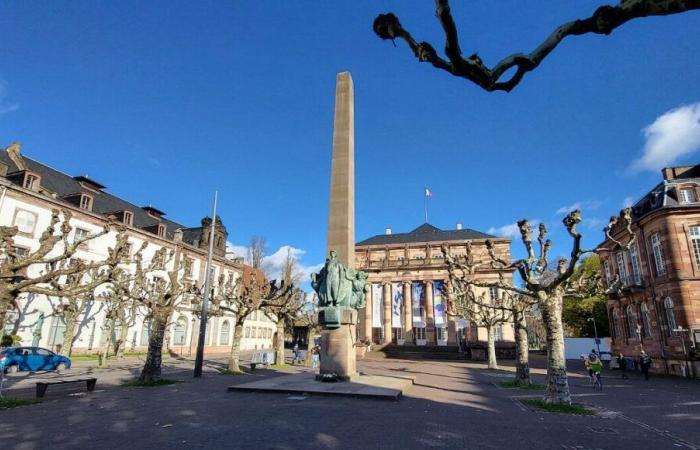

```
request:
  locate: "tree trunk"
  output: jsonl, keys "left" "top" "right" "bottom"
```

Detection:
{"left": 139, "top": 316, "right": 166, "bottom": 382}
{"left": 59, "top": 313, "right": 78, "bottom": 357}
{"left": 275, "top": 320, "right": 286, "bottom": 366}
{"left": 162, "top": 311, "right": 173, "bottom": 355}
{"left": 513, "top": 308, "right": 531, "bottom": 385}
{"left": 486, "top": 324, "right": 498, "bottom": 370}
{"left": 227, "top": 323, "right": 244, "bottom": 372}
{"left": 541, "top": 293, "right": 571, "bottom": 404}
{"left": 98, "top": 321, "right": 113, "bottom": 368}
{"left": 116, "top": 318, "right": 130, "bottom": 358}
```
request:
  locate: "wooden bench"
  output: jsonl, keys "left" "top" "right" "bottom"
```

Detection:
{"left": 36, "top": 377, "right": 97, "bottom": 398}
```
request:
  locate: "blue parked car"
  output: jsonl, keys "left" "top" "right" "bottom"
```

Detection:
{"left": 0, "top": 347, "right": 71, "bottom": 373}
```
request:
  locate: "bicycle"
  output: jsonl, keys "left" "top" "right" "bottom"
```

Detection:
{"left": 592, "top": 371, "right": 603, "bottom": 391}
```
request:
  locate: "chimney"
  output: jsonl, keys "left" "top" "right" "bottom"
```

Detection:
{"left": 456, "top": 223, "right": 463, "bottom": 230}
{"left": 385, "top": 228, "right": 392, "bottom": 235}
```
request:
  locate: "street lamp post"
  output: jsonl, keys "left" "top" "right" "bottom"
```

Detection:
{"left": 588, "top": 317, "right": 601, "bottom": 356}
{"left": 194, "top": 191, "right": 218, "bottom": 378}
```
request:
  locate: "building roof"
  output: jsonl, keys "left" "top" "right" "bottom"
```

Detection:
{"left": 356, "top": 223, "right": 499, "bottom": 246}
{"left": 627, "top": 164, "right": 700, "bottom": 221}
{"left": 0, "top": 148, "right": 203, "bottom": 245}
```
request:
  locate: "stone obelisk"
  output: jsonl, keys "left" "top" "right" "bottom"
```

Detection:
{"left": 326, "top": 71, "right": 355, "bottom": 268}
{"left": 318, "top": 71, "right": 357, "bottom": 381}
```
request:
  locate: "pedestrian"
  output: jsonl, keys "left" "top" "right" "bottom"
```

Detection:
{"left": 582, "top": 355, "right": 594, "bottom": 382}
{"left": 311, "top": 345, "right": 320, "bottom": 369}
{"left": 639, "top": 350, "right": 652, "bottom": 380}
{"left": 292, "top": 342, "right": 299, "bottom": 365}
{"left": 617, "top": 353, "right": 628, "bottom": 379}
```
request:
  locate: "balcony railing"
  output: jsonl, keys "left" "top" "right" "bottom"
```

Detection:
{"left": 358, "top": 256, "right": 447, "bottom": 270}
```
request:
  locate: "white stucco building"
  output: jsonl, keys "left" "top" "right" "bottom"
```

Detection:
{"left": 0, "top": 143, "right": 276, "bottom": 354}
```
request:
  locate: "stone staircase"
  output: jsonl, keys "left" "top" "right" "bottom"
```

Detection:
{"left": 366, "top": 344, "right": 466, "bottom": 361}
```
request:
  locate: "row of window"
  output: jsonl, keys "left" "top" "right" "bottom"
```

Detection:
{"left": 605, "top": 225, "right": 700, "bottom": 286}
{"left": 610, "top": 298, "right": 678, "bottom": 341}
{"left": 244, "top": 326, "right": 273, "bottom": 339}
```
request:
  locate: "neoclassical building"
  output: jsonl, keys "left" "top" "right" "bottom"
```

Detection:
{"left": 599, "top": 164, "right": 700, "bottom": 377}
{"left": 0, "top": 143, "right": 276, "bottom": 354}
{"left": 355, "top": 223, "right": 515, "bottom": 346}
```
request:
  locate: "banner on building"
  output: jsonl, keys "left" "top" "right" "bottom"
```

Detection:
{"left": 391, "top": 283, "right": 402, "bottom": 328}
{"left": 433, "top": 280, "right": 445, "bottom": 327}
{"left": 372, "top": 283, "right": 383, "bottom": 328}
{"left": 412, "top": 282, "right": 425, "bottom": 327}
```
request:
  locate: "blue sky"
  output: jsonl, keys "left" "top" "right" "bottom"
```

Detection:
{"left": 1, "top": 2, "right": 699, "bottom": 287}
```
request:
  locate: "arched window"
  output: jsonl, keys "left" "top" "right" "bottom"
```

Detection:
{"left": 245, "top": 327, "right": 250, "bottom": 338}
{"left": 612, "top": 309, "right": 621, "bottom": 339}
{"left": 640, "top": 303, "right": 652, "bottom": 338}
{"left": 173, "top": 316, "right": 187, "bottom": 346}
{"left": 625, "top": 305, "right": 636, "bottom": 339}
{"left": 664, "top": 297, "right": 677, "bottom": 336}
{"left": 220, "top": 321, "right": 230, "bottom": 345}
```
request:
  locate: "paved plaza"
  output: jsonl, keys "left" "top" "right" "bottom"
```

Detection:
{"left": 1, "top": 354, "right": 699, "bottom": 449}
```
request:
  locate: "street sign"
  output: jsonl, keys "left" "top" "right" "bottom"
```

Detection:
{"left": 594, "top": 338, "right": 601, "bottom": 344}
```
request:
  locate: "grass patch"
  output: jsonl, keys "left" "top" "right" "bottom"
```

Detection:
{"left": 218, "top": 369, "right": 247, "bottom": 376}
{"left": 0, "top": 397, "right": 36, "bottom": 409}
{"left": 72, "top": 351, "right": 148, "bottom": 362}
{"left": 523, "top": 399, "right": 594, "bottom": 415}
{"left": 122, "top": 378, "right": 181, "bottom": 387}
{"left": 497, "top": 381, "right": 545, "bottom": 390}
{"left": 267, "top": 364, "right": 289, "bottom": 369}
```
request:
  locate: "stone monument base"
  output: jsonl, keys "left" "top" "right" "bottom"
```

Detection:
{"left": 318, "top": 308, "right": 357, "bottom": 380}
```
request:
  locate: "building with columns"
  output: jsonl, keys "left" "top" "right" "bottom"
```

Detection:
{"left": 0, "top": 143, "right": 276, "bottom": 354}
{"left": 355, "top": 223, "right": 515, "bottom": 347}
{"left": 598, "top": 164, "right": 700, "bottom": 377}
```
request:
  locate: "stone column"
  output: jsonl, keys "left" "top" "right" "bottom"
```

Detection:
{"left": 383, "top": 282, "right": 392, "bottom": 344}
{"left": 447, "top": 317, "right": 457, "bottom": 345}
{"left": 425, "top": 281, "right": 435, "bottom": 344}
{"left": 403, "top": 281, "right": 412, "bottom": 344}
{"left": 363, "top": 287, "right": 372, "bottom": 341}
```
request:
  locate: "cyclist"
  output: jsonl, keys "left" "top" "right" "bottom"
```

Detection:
{"left": 589, "top": 354, "right": 603, "bottom": 389}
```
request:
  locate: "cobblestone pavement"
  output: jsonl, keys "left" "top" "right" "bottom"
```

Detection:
{"left": 0, "top": 355, "right": 698, "bottom": 450}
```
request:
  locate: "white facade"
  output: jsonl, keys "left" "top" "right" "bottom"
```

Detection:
{"left": 0, "top": 177, "right": 275, "bottom": 355}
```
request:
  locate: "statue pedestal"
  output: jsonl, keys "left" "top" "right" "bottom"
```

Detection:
{"left": 318, "top": 309, "right": 357, "bottom": 381}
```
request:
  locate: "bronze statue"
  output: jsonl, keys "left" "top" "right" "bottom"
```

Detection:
{"left": 311, "top": 250, "right": 368, "bottom": 329}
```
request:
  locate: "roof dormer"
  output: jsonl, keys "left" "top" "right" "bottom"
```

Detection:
{"left": 108, "top": 210, "right": 134, "bottom": 226}
{"left": 142, "top": 205, "right": 165, "bottom": 219}
{"left": 62, "top": 192, "right": 94, "bottom": 211}
{"left": 7, "top": 170, "right": 42, "bottom": 192}
{"left": 73, "top": 175, "right": 106, "bottom": 192}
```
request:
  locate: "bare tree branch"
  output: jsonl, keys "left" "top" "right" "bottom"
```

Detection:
{"left": 374, "top": 0, "right": 700, "bottom": 92}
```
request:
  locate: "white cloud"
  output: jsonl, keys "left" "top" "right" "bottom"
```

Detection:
{"left": 629, "top": 102, "right": 700, "bottom": 173}
{"left": 488, "top": 220, "right": 540, "bottom": 239}
{"left": 585, "top": 218, "right": 604, "bottom": 230}
{"left": 0, "top": 79, "right": 19, "bottom": 115}
{"left": 622, "top": 196, "right": 635, "bottom": 208}
{"left": 226, "top": 241, "right": 322, "bottom": 283}
{"left": 554, "top": 200, "right": 602, "bottom": 215}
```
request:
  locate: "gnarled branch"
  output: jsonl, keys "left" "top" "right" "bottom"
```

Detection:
{"left": 374, "top": 0, "right": 700, "bottom": 92}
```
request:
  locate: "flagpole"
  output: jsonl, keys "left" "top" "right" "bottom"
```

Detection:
{"left": 424, "top": 185, "right": 428, "bottom": 223}
{"left": 194, "top": 190, "right": 217, "bottom": 378}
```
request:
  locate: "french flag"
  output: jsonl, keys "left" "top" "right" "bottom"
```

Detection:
{"left": 425, "top": 187, "right": 433, "bottom": 198}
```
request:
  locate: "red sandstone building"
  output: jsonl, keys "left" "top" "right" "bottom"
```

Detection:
{"left": 598, "top": 165, "right": 700, "bottom": 377}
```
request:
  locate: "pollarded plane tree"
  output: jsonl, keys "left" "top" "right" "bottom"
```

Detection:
{"left": 442, "top": 248, "right": 535, "bottom": 382}
{"left": 374, "top": 0, "right": 700, "bottom": 92}
{"left": 127, "top": 244, "right": 194, "bottom": 382}
{"left": 0, "top": 209, "right": 128, "bottom": 338}
{"left": 446, "top": 209, "right": 634, "bottom": 404}
{"left": 442, "top": 242, "right": 514, "bottom": 371}
{"left": 262, "top": 247, "right": 305, "bottom": 366}
{"left": 215, "top": 267, "right": 293, "bottom": 373}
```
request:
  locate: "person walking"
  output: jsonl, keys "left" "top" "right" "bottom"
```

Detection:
{"left": 617, "top": 353, "right": 629, "bottom": 379}
{"left": 292, "top": 342, "right": 299, "bottom": 365}
{"left": 311, "top": 345, "right": 320, "bottom": 369}
{"left": 639, "top": 350, "right": 652, "bottom": 380}
{"left": 589, "top": 354, "right": 603, "bottom": 390}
